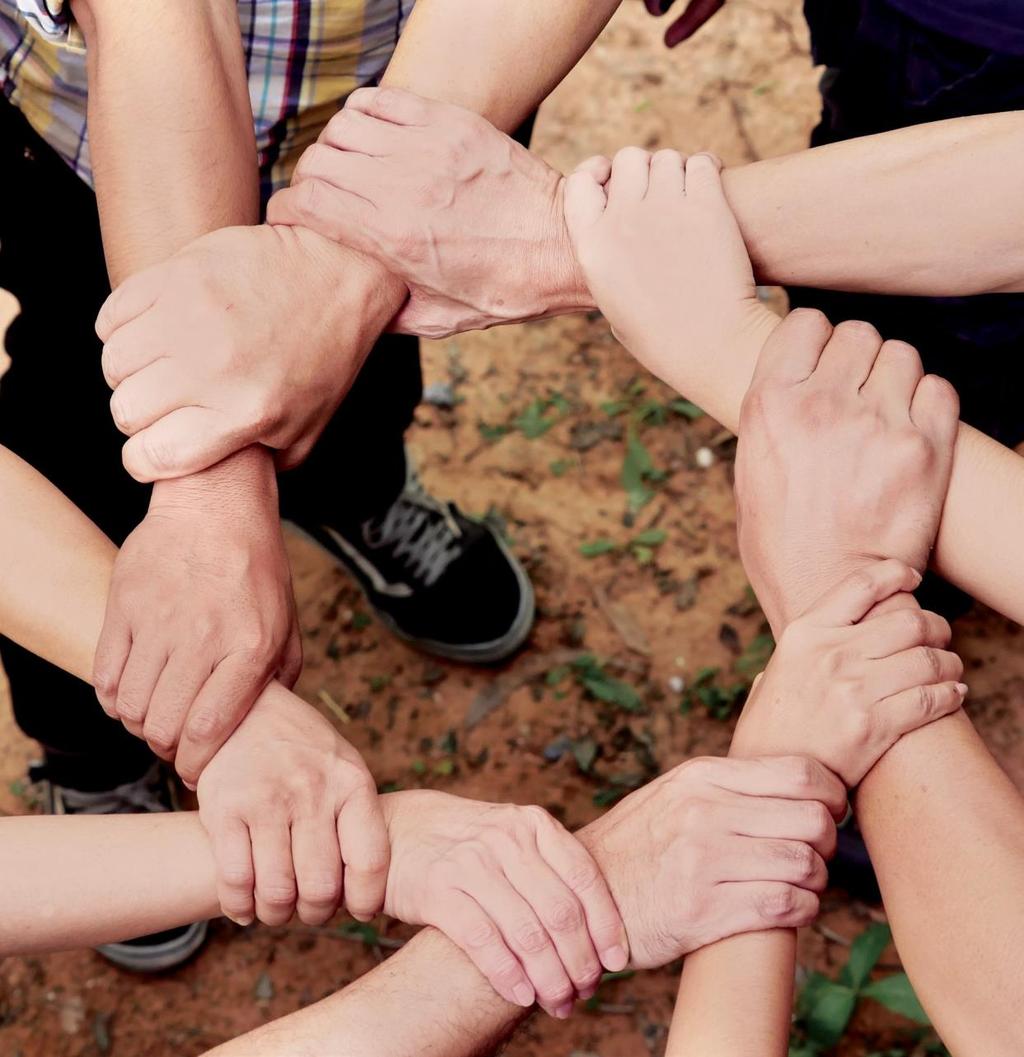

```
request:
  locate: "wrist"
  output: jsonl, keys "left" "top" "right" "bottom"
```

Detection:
{"left": 284, "top": 225, "right": 407, "bottom": 338}
{"left": 149, "top": 445, "right": 278, "bottom": 517}
{"left": 541, "top": 177, "right": 596, "bottom": 316}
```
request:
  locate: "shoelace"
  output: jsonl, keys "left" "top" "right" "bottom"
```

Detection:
{"left": 57, "top": 763, "right": 170, "bottom": 815}
{"left": 363, "top": 475, "right": 465, "bottom": 588}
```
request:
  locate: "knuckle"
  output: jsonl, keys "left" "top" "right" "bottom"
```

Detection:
{"left": 140, "top": 434, "right": 179, "bottom": 476}
{"left": 300, "top": 875, "right": 342, "bottom": 905}
{"left": 915, "top": 683, "right": 935, "bottom": 717}
{"left": 186, "top": 708, "right": 224, "bottom": 743}
{"left": 462, "top": 918, "right": 500, "bottom": 951}
{"left": 563, "top": 857, "right": 601, "bottom": 894}
{"left": 512, "top": 922, "right": 551, "bottom": 955}
{"left": 756, "top": 885, "right": 797, "bottom": 922}
{"left": 144, "top": 723, "right": 178, "bottom": 755}
{"left": 258, "top": 881, "right": 298, "bottom": 908}
{"left": 834, "top": 318, "right": 881, "bottom": 344}
{"left": 787, "top": 756, "right": 820, "bottom": 792}
{"left": 903, "top": 609, "right": 931, "bottom": 642}
{"left": 221, "top": 863, "right": 256, "bottom": 888}
{"left": 915, "top": 646, "right": 944, "bottom": 682}
{"left": 807, "top": 800, "right": 833, "bottom": 840}
{"left": 544, "top": 899, "right": 585, "bottom": 935}
{"left": 786, "top": 842, "right": 817, "bottom": 881}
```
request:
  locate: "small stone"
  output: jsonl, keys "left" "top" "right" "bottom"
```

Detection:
{"left": 423, "top": 381, "right": 457, "bottom": 408}
{"left": 695, "top": 446, "right": 715, "bottom": 469}
{"left": 668, "top": 675, "right": 685, "bottom": 694}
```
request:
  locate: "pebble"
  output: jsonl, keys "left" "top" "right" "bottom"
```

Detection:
{"left": 668, "top": 675, "right": 686, "bottom": 694}
{"left": 423, "top": 381, "right": 457, "bottom": 408}
{"left": 695, "top": 446, "right": 715, "bottom": 469}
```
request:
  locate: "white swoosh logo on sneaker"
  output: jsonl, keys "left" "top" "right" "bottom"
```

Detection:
{"left": 323, "top": 525, "right": 414, "bottom": 599}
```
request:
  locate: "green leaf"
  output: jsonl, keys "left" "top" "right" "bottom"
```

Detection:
{"left": 669, "top": 398, "right": 705, "bottom": 420}
{"left": 478, "top": 420, "right": 511, "bottom": 443}
{"left": 800, "top": 975, "right": 858, "bottom": 1048}
{"left": 631, "top": 528, "right": 667, "bottom": 547}
{"left": 840, "top": 923, "right": 891, "bottom": 991}
{"left": 549, "top": 458, "right": 573, "bottom": 477}
{"left": 514, "top": 399, "right": 557, "bottom": 439}
{"left": 622, "top": 429, "right": 659, "bottom": 512}
{"left": 631, "top": 544, "right": 654, "bottom": 565}
{"left": 545, "top": 665, "right": 570, "bottom": 687}
{"left": 581, "top": 674, "right": 643, "bottom": 712}
{"left": 579, "top": 538, "right": 618, "bottom": 558}
{"left": 861, "top": 973, "right": 931, "bottom": 1025}
{"left": 571, "top": 736, "right": 599, "bottom": 773}
{"left": 339, "top": 921, "right": 380, "bottom": 945}
{"left": 593, "top": 786, "right": 628, "bottom": 807}
{"left": 600, "top": 399, "right": 630, "bottom": 417}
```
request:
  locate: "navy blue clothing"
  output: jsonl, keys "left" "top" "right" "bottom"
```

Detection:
{"left": 886, "top": 0, "right": 1024, "bottom": 55}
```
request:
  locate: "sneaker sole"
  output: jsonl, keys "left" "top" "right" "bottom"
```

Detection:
{"left": 96, "top": 919, "right": 209, "bottom": 973}
{"left": 284, "top": 519, "right": 536, "bottom": 665}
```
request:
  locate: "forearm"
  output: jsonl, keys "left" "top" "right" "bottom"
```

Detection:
{"left": 856, "top": 712, "right": 1024, "bottom": 1055}
{"left": 0, "top": 447, "right": 115, "bottom": 682}
{"left": 74, "top": 0, "right": 258, "bottom": 282}
{"left": 204, "top": 926, "right": 526, "bottom": 1057}
{"left": 381, "top": 0, "right": 622, "bottom": 132}
{"left": 724, "top": 111, "right": 1024, "bottom": 296}
{"left": 0, "top": 813, "right": 218, "bottom": 955}
{"left": 668, "top": 932, "right": 793, "bottom": 1057}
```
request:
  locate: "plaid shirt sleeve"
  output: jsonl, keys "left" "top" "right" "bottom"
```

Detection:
{"left": 16, "top": 0, "right": 69, "bottom": 39}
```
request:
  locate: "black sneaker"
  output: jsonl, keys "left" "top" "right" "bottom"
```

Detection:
{"left": 287, "top": 469, "right": 535, "bottom": 664}
{"left": 32, "top": 761, "right": 209, "bottom": 972}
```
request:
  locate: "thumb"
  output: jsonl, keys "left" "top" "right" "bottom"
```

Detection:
{"left": 810, "top": 560, "right": 922, "bottom": 628}
{"left": 121, "top": 407, "right": 252, "bottom": 482}
{"left": 563, "top": 159, "right": 611, "bottom": 246}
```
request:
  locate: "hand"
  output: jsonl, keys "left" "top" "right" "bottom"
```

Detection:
{"left": 579, "top": 754, "right": 846, "bottom": 969}
{"left": 93, "top": 449, "right": 302, "bottom": 786}
{"left": 643, "top": 0, "right": 726, "bottom": 48}
{"left": 734, "top": 310, "right": 961, "bottom": 632}
{"left": 96, "top": 224, "right": 402, "bottom": 482}
{"left": 267, "top": 87, "right": 588, "bottom": 338}
{"left": 564, "top": 149, "right": 776, "bottom": 405}
{"left": 383, "top": 790, "right": 628, "bottom": 1018}
{"left": 198, "top": 681, "right": 389, "bottom": 927}
{"left": 732, "top": 561, "right": 966, "bottom": 786}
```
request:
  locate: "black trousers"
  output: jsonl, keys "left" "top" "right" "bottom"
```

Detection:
{"left": 794, "top": 0, "right": 1024, "bottom": 450}
{"left": 0, "top": 97, "right": 422, "bottom": 790}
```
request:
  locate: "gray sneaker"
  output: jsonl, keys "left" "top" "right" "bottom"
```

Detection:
{"left": 40, "top": 762, "right": 209, "bottom": 972}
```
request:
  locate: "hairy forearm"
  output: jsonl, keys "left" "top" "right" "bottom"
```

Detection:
{"left": 204, "top": 925, "right": 526, "bottom": 1057}
{"left": 382, "top": 0, "right": 622, "bottom": 133}
{"left": 74, "top": 0, "right": 258, "bottom": 282}
{"left": 725, "top": 111, "right": 1024, "bottom": 296}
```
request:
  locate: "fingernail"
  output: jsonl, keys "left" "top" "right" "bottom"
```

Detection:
{"left": 956, "top": 683, "right": 969, "bottom": 697}
{"left": 911, "top": 568, "right": 923, "bottom": 587}
{"left": 513, "top": 983, "right": 535, "bottom": 1008}
{"left": 230, "top": 915, "right": 254, "bottom": 928}
{"left": 602, "top": 944, "right": 628, "bottom": 972}
{"left": 555, "top": 1001, "right": 574, "bottom": 1020}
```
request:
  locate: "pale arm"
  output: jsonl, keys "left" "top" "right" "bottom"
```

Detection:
{"left": 382, "top": 0, "right": 623, "bottom": 132}
{"left": 0, "top": 447, "right": 114, "bottom": 683}
{"left": 727, "top": 111, "right": 1024, "bottom": 296}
